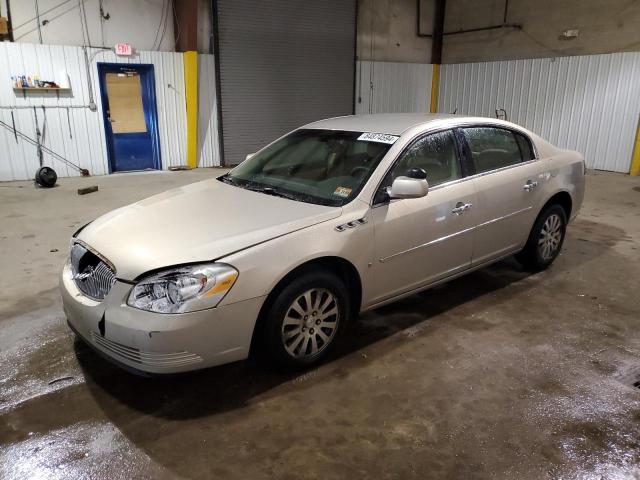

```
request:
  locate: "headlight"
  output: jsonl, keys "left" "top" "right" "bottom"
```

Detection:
{"left": 127, "top": 263, "right": 238, "bottom": 314}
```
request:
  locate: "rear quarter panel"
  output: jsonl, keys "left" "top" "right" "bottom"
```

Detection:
{"left": 535, "top": 139, "right": 585, "bottom": 223}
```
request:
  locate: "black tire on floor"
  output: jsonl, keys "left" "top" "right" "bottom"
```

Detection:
{"left": 516, "top": 204, "right": 567, "bottom": 271}
{"left": 263, "top": 269, "right": 350, "bottom": 370}
{"left": 35, "top": 166, "right": 57, "bottom": 188}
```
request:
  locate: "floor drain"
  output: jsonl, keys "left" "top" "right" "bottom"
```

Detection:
{"left": 634, "top": 380, "right": 640, "bottom": 389}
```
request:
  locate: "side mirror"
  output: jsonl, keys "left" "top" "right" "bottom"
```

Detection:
{"left": 245, "top": 153, "right": 256, "bottom": 161}
{"left": 387, "top": 168, "right": 429, "bottom": 199}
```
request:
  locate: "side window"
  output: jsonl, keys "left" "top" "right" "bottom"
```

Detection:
{"left": 514, "top": 132, "right": 535, "bottom": 160}
{"left": 462, "top": 127, "right": 524, "bottom": 174}
{"left": 377, "top": 130, "right": 461, "bottom": 201}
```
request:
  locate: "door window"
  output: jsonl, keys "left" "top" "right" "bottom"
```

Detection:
{"left": 462, "top": 127, "right": 531, "bottom": 174}
{"left": 105, "top": 73, "right": 147, "bottom": 134}
{"left": 376, "top": 130, "right": 461, "bottom": 203}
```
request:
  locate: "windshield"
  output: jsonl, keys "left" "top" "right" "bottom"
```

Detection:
{"left": 220, "top": 129, "right": 396, "bottom": 206}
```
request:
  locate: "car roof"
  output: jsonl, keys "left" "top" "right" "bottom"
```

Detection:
{"left": 302, "top": 113, "right": 528, "bottom": 137}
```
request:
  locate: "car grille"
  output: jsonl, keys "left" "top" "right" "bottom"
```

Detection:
{"left": 89, "top": 332, "right": 203, "bottom": 369}
{"left": 70, "top": 243, "right": 116, "bottom": 300}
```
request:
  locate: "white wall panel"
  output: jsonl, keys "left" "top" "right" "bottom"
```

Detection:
{"left": 0, "top": 42, "right": 190, "bottom": 181}
{"left": 197, "top": 54, "right": 221, "bottom": 167}
{"left": 439, "top": 53, "right": 640, "bottom": 173}
{"left": 355, "top": 61, "right": 432, "bottom": 115}
{"left": 10, "top": 0, "right": 174, "bottom": 51}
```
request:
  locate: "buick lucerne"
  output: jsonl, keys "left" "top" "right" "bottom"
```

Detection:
{"left": 61, "top": 113, "right": 585, "bottom": 373}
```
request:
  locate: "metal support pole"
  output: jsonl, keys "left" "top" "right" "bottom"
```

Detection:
{"left": 431, "top": 0, "right": 446, "bottom": 64}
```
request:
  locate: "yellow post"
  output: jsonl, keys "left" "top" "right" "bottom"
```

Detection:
{"left": 430, "top": 64, "right": 440, "bottom": 113}
{"left": 630, "top": 117, "right": 640, "bottom": 176}
{"left": 184, "top": 51, "right": 198, "bottom": 169}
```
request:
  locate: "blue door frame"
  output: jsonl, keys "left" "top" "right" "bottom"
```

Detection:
{"left": 98, "top": 63, "right": 162, "bottom": 173}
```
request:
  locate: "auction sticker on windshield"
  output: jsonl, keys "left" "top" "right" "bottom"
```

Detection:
{"left": 333, "top": 186, "right": 352, "bottom": 198}
{"left": 357, "top": 132, "right": 399, "bottom": 144}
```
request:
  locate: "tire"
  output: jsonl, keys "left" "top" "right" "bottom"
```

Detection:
{"left": 262, "top": 270, "right": 350, "bottom": 370}
{"left": 516, "top": 204, "right": 567, "bottom": 271}
{"left": 35, "top": 166, "right": 57, "bottom": 188}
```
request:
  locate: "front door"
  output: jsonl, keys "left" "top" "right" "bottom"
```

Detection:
{"left": 98, "top": 63, "right": 161, "bottom": 172}
{"left": 369, "top": 129, "right": 477, "bottom": 305}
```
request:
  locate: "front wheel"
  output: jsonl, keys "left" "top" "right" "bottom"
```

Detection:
{"left": 263, "top": 270, "right": 350, "bottom": 370}
{"left": 516, "top": 204, "right": 567, "bottom": 271}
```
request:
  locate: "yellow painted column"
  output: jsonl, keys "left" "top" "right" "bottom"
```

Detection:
{"left": 630, "top": 118, "right": 640, "bottom": 176}
{"left": 184, "top": 51, "right": 198, "bottom": 169}
{"left": 430, "top": 64, "right": 440, "bottom": 113}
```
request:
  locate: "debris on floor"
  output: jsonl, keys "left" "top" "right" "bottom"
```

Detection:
{"left": 77, "top": 186, "right": 99, "bottom": 195}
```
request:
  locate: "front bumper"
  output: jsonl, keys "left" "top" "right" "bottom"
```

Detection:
{"left": 60, "top": 263, "right": 266, "bottom": 374}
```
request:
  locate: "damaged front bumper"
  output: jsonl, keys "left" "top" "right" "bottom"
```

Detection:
{"left": 60, "top": 262, "right": 265, "bottom": 374}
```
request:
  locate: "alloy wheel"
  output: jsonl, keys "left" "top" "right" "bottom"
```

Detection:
{"left": 538, "top": 213, "right": 563, "bottom": 260}
{"left": 281, "top": 288, "right": 340, "bottom": 358}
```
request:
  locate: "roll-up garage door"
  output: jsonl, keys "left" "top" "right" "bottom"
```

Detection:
{"left": 214, "top": 0, "right": 356, "bottom": 165}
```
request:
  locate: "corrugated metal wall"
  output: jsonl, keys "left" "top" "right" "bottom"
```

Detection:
{"left": 355, "top": 61, "right": 432, "bottom": 114}
{"left": 197, "top": 54, "right": 221, "bottom": 167}
{"left": 0, "top": 42, "right": 189, "bottom": 181}
{"left": 439, "top": 52, "right": 640, "bottom": 173}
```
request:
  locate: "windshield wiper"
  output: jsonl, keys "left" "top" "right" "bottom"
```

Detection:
{"left": 253, "top": 186, "right": 298, "bottom": 201}
{"left": 220, "top": 175, "right": 300, "bottom": 201}
{"left": 219, "top": 173, "right": 238, "bottom": 185}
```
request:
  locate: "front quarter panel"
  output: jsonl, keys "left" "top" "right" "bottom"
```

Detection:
{"left": 217, "top": 201, "right": 373, "bottom": 310}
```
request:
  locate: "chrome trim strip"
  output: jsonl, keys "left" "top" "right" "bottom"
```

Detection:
{"left": 365, "top": 247, "right": 522, "bottom": 311}
{"left": 466, "top": 158, "right": 539, "bottom": 180}
{"left": 476, "top": 206, "right": 532, "bottom": 229}
{"left": 378, "top": 205, "right": 532, "bottom": 263}
{"left": 379, "top": 225, "right": 475, "bottom": 263}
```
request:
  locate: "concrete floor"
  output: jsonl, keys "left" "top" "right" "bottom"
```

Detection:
{"left": 1, "top": 169, "right": 639, "bottom": 479}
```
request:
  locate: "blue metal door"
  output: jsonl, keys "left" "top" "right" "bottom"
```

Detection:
{"left": 98, "top": 63, "right": 161, "bottom": 172}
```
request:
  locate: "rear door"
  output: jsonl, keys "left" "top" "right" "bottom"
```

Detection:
{"left": 460, "top": 126, "right": 543, "bottom": 265}
{"left": 369, "top": 129, "right": 477, "bottom": 304}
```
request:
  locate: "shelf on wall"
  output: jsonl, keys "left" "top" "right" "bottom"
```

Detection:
{"left": 13, "top": 87, "right": 70, "bottom": 91}
{"left": 13, "top": 87, "right": 71, "bottom": 99}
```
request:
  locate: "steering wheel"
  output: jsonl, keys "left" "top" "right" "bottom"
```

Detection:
{"left": 350, "top": 166, "right": 369, "bottom": 179}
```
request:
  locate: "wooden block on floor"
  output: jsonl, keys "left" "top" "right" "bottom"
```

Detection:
{"left": 77, "top": 186, "right": 99, "bottom": 195}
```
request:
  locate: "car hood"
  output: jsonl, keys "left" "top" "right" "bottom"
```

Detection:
{"left": 77, "top": 178, "right": 342, "bottom": 280}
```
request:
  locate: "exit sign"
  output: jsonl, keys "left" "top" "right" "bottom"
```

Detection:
{"left": 115, "top": 43, "right": 133, "bottom": 56}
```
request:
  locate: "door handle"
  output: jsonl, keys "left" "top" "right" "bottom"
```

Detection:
{"left": 452, "top": 202, "right": 473, "bottom": 215}
{"left": 523, "top": 180, "right": 538, "bottom": 191}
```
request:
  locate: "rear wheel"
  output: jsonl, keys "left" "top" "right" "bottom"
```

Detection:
{"left": 263, "top": 270, "right": 350, "bottom": 369}
{"left": 516, "top": 204, "right": 567, "bottom": 271}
